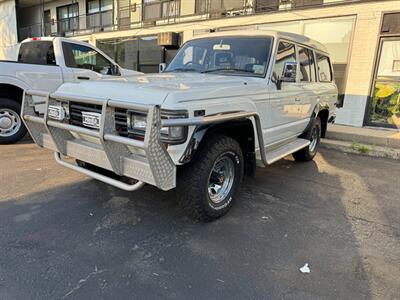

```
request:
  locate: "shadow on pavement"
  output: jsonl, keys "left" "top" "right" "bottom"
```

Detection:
{"left": 0, "top": 151, "right": 377, "bottom": 299}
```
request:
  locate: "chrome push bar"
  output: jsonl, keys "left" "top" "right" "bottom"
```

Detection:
{"left": 22, "top": 90, "right": 268, "bottom": 192}
{"left": 22, "top": 90, "right": 176, "bottom": 191}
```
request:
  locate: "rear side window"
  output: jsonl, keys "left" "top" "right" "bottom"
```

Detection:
{"left": 273, "top": 41, "right": 296, "bottom": 79}
{"left": 62, "top": 42, "right": 116, "bottom": 75}
{"left": 298, "top": 46, "right": 316, "bottom": 82}
{"left": 316, "top": 53, "right": 333, "bottom": 82}
{"left": 18, "top": 41, "right": 56, "bottom": 65}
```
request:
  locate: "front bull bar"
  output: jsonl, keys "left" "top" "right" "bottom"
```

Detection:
{"left": 21, "top": 90, "right": 268, "bottom": 192}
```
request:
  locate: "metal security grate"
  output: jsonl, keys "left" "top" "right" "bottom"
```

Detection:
{"left": 69, "top": 102, "right": 102, "bottom": 128}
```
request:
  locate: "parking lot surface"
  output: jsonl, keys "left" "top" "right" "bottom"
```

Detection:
{"left": 0, "top": 141, "right": 399, "bottom": 299}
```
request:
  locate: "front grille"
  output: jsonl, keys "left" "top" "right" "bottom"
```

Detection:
{"left": 69, "top": 102, "right": 102, "bottom": 128}
{"left": 115, "top": 108, "right": 128, "bottom": 136}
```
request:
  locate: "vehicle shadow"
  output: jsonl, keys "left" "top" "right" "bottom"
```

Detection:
{"left": 0, "top": 153, "right": 374, "bottom": 299}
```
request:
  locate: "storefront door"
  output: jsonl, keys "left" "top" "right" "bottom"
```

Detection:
{"left": 367, "top": 37, "right": 400, "bottom": 128}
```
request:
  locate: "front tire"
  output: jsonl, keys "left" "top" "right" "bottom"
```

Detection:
{"left": 0, "top": 98, "right": 27, "bottom": 144}
{"left": 293, "top": 117, "right": 321, "bottom": 162}
{"left": 177, "top": 135, "right": 244, "bottom": 222}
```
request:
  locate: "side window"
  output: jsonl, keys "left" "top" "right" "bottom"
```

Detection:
{"left": 62, "top": 42, "right": 117, "bottom": 75}
{"left": 298, "top": 46, "right": 316, "bottom": 82}
{"left": 18, "top": 41, "right": 56, "bottom": 66}
{"left": 316, "top": 53, "right": 333, "bottom": 82}
{"left": 273, "top": 41, "right": 296, "bottom": 80}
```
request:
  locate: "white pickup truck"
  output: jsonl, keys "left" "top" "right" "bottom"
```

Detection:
{"left": 0, "top": 37, "right": 140, "bottom": 144}
{"left": 22, "top": 31, "right": 337, "bottom": 221}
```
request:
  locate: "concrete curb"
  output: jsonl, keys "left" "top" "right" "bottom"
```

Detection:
{"left": 321, "top": 139, "right": 400, "bottom": 160}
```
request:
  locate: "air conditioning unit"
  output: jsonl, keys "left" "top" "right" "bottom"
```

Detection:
{"left": 158, "top": 32, "right": 179, "bottom": 47}
{"left": 225, "top": 9, "right": 246, "bottom": 17}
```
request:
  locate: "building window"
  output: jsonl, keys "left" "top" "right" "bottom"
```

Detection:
{"left": 254, "top": 0, "right": 279, "bottom": 13}
{"left": 143, "top": 0, "right": 180, "bottom": 21}
{"left": 87, "top": 0, "right": 113, "bottom": 28}
{"left": 57, "top": 3, "right": 79, "bottom": 35}
{"left": 291, "top": 0, "right": 323, "bottom": 8}
{"left": 97, "top": 35, "right": 162, "bottom": 73}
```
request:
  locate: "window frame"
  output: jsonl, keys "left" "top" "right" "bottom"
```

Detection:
{"left": 315, "top": 52, "right": 333, "bottom": 83}
{"left": 56, "top": 3, "right": 79, "bottom": 34}
{"left": 272, "top": 39, "right": 298, "bottom": 83}
{"left": 62, "top": 41, "right": 118, "bottom": 75}
{"left": 297, "top": 45, "right": 317, "bottom": 83}
{"left": 143, "top": 0, "right": 180, "bottom": 21}
{"left": 166, "top": 36, "right": 274, "bottom": 78}
{"left": 86, "top": 0, "right": 114, "bottom": 28}
{"left": 17, "top": 41, "right": 57, "bottom": 66}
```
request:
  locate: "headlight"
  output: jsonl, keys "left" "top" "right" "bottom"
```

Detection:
{"left": 127, "top": 110, "right": 188, "bottom": 144}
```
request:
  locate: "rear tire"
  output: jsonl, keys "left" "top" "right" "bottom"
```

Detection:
{"left": 0, "top": 98, "right": 27, "bottom": 144}
{"left": 293, "top": 117, "right": 321, "bottom": 162}
{"left": 177, "top": 135, "right": 244, "bottom": 222}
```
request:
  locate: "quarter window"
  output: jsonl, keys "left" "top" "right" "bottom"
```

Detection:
{"left": 273, "top": 41, "right": 296, "bottom": 80}
{"left": 298, "top": 46, "right": 316, "bottom": 82}
{"left": 316, "top": 53, "right": 333, "bottom": 82}
{"left": 63, "top": 42, "right": 117, "bottom": 75}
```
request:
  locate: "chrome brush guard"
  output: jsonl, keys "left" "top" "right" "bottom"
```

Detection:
{"left": 21, "top": 90, "right": 176, "bottom": 191}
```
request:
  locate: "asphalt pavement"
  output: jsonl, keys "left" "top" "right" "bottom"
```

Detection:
{"left": 0, "top": 140, "right": 399, "bottom": 299}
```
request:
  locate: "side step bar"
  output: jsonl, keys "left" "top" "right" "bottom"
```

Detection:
{"left": 54, "top": 153, "right": 145, "bottom": 191}
{"left": 265, "top": 139, "right": 311, "bottom": 164}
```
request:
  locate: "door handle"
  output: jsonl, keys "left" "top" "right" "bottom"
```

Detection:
{"left": 295, "top": 97, "right": 301, "bottom": 102}
{"left": 77, "top": 76, "right": 90, "bottom": 80}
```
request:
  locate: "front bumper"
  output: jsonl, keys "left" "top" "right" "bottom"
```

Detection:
{"left": 22, "top": 90, "right": 176, "bottom": 191}
{"left": 22, "top": 90, "right": 267, "bottom": 192}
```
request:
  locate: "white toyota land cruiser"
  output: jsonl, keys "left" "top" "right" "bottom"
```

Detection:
{"left": 22, "top": 31, "right": 338, "bottom": 221}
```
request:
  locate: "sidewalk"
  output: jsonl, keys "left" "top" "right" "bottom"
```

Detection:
{"left": 322, "top": 124, "right": 400, "bottom": 159}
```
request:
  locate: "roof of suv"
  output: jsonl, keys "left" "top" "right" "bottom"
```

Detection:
{"left": 189, "top": 30, "right": 329, "bottom": 54}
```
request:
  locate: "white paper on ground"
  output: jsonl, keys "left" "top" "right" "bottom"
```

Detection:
{"left": 300, "top": 263, "right": 311, "bottom": 273}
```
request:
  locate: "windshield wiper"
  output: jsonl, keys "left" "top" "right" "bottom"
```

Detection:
{"left": 202, "top": 68, "right": 255, "bottom": 74}
{"left": 168, "top": 68, "right": 199, "bottom": 73}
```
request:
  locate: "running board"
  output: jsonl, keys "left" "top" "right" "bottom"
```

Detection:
{"left": 265, "top": 139, "right": 311, "bottom": 165}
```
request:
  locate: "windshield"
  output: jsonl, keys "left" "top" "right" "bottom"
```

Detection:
{"left": 166, "top": 36, "right": 273, "bottom": 77}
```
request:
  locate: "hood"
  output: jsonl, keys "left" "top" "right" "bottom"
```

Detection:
{"left": 54, "top": 73, "right": 260, "bottom": 106}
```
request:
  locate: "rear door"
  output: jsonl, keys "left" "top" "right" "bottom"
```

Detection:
{"left": 62, "top": 42, "right": 120, "bottom": 81}
{"left": 297, "top": 45, "right": 318, "bottom": 119}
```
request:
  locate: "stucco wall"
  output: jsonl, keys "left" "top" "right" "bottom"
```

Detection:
{"left": 0, "top": 0, "right": 18, "bottom": 60}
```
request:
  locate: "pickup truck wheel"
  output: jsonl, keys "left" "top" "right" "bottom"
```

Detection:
{"left": 293, "top": 117, "right": 321, "bottom": 162}
{"left": 177, "top": 135, "right": 244, "bottom": 222}
{"left": 0, "top": 98, "right": 27, "bottom": 144}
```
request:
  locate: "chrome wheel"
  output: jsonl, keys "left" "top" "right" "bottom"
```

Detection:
{"left": 0, "top": 109, "right": 22, "bottom": 138}
{"left": 309, "top": 127, "right": 319, "bottom": 153}
{"left": 208, "top": 155, "right": 235, "bottom": 204}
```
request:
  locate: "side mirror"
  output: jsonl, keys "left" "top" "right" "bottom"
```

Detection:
{"left": 159, "top": 63, "right": 167, "bottom": 73}
{"left": 281, "top": 62, "right": 297, "bottom": 83}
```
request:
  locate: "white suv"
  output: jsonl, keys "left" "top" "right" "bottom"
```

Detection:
{"left": 22, "top": 30, "right": 338, "bottom": 221}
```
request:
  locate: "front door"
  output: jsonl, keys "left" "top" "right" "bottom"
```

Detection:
{"left": 366, "top": 38, "right": 400, "bottom": 128}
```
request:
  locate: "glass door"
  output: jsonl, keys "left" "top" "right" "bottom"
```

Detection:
{"left": 367, "top": 38, "right": 400, "bottom": 128}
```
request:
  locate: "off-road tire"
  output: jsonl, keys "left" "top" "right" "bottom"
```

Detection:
{"left": 293, "top": 117, "right": 321, "bottom": 162}
{"left": 0, "top": 98, "right": 27, "bottom": 144}
{"left": 177, "top": 134, "right": 244, "bottom": 222}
